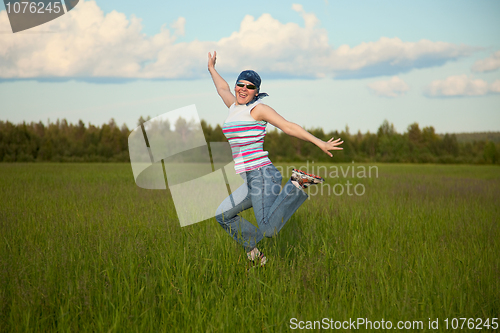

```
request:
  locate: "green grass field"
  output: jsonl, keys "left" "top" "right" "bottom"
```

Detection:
{"left": 1, "top": 163, "right": 499, "bottom": 332}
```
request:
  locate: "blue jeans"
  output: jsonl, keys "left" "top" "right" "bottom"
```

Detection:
{"left": 215, "top": 164, "right": 308, "bottom": 251}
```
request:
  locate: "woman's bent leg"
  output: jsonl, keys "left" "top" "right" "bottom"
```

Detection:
{"left": 215, "top": 182, "right": 264, "bottom": 251}
{"left": 262, "top": 179, "right": 308, "bottom": 236}
{"left": 249, "top": 165, "right": 308, "bottom": 238}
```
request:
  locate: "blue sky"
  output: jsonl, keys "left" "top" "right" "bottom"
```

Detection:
{"left": 0, "top": 0, "right": 499, "bottom": 133}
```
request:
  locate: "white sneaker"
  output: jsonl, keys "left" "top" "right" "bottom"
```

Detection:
{"left": 247, "top": 247, "right": 267, "bottom": 267}
{"left": 291, "top": 168, "right": 325, "bottom": 188}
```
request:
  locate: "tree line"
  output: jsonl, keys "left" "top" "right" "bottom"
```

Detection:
{"left": 0, "top": 118, "right": 498, "bottom": 164}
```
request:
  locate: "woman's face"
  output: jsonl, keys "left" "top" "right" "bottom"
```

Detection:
{"left": 235, "top": 80, "right": 258, "bottom": 105}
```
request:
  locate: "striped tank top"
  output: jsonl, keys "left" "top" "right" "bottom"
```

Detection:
{"left": 222, "top": 100, "right": 272, "bottom": 174}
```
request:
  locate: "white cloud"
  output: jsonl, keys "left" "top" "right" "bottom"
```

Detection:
{"left": 0, "top": 1, "right": 476, "bottom": 80}
{"left": 471, "top": 51, "right": 500, "bottom": 72}
{"left": 291, "top": 3, "right": 320, "bottom": 29}
{"left": 367, "top": 76, "right": 409, "bottom": 97}
{"left": 424, "top": 75, "right": 500, "bottom": 97}
{"left": 171, "top": 17, "right": 186, "bottom": 37}
{"left": 0, "top": 2, "right": 177, "bottom": 78}
{"left": 490, "top": 80, "right": 500, "bottom": 93}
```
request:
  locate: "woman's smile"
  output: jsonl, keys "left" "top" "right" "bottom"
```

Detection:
{"left": 235, "top": 80, "right": 257, "bottom": 105}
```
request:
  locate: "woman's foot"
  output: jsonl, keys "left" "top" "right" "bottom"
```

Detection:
{"left": 247, "top": 247, "right": 267, "bottom": 267}
{"left": 291, "top": 168, "right": 325, "bottom": 189}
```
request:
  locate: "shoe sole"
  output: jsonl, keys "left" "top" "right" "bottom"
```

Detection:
{"left": 292, "top": 168, "right": 325, "bottom": 183}
{"left": 247, "top": 256, "right": 267, "bottom": 269}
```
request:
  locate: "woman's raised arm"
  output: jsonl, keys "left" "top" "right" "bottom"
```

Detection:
{"left": 251, "top": 104, "right": 344, "bottom": 157}
{"left": 208, "top": 51, "right": 235, "bottom": 108}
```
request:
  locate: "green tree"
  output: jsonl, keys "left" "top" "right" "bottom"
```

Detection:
{"left": 483, "top": 141, "right": 499, "bottom": 164}
{"left": 442, "top": 133, "right": 459, "bottom": 157}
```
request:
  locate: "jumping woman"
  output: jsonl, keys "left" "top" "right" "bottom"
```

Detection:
{"left": 208, "top": 51, "right": 343, "bottom": 267}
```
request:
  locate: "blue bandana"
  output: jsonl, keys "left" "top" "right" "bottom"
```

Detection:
{"left": 236, "top": 70, "right": 269, "bottom": 105}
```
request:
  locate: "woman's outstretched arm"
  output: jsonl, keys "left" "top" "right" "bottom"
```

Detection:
{"left": 250, "top": 104, "right": 343, "bottom": 157}
{"left": 208, "top": 51, "right": 235, "bottom": 108}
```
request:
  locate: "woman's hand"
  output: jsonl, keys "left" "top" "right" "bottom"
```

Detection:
{"left": 208, "top": 51, "right": 217, "bottom": 71}
{"left": 320, "top": 137, "right": 344, "bottom": 157}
